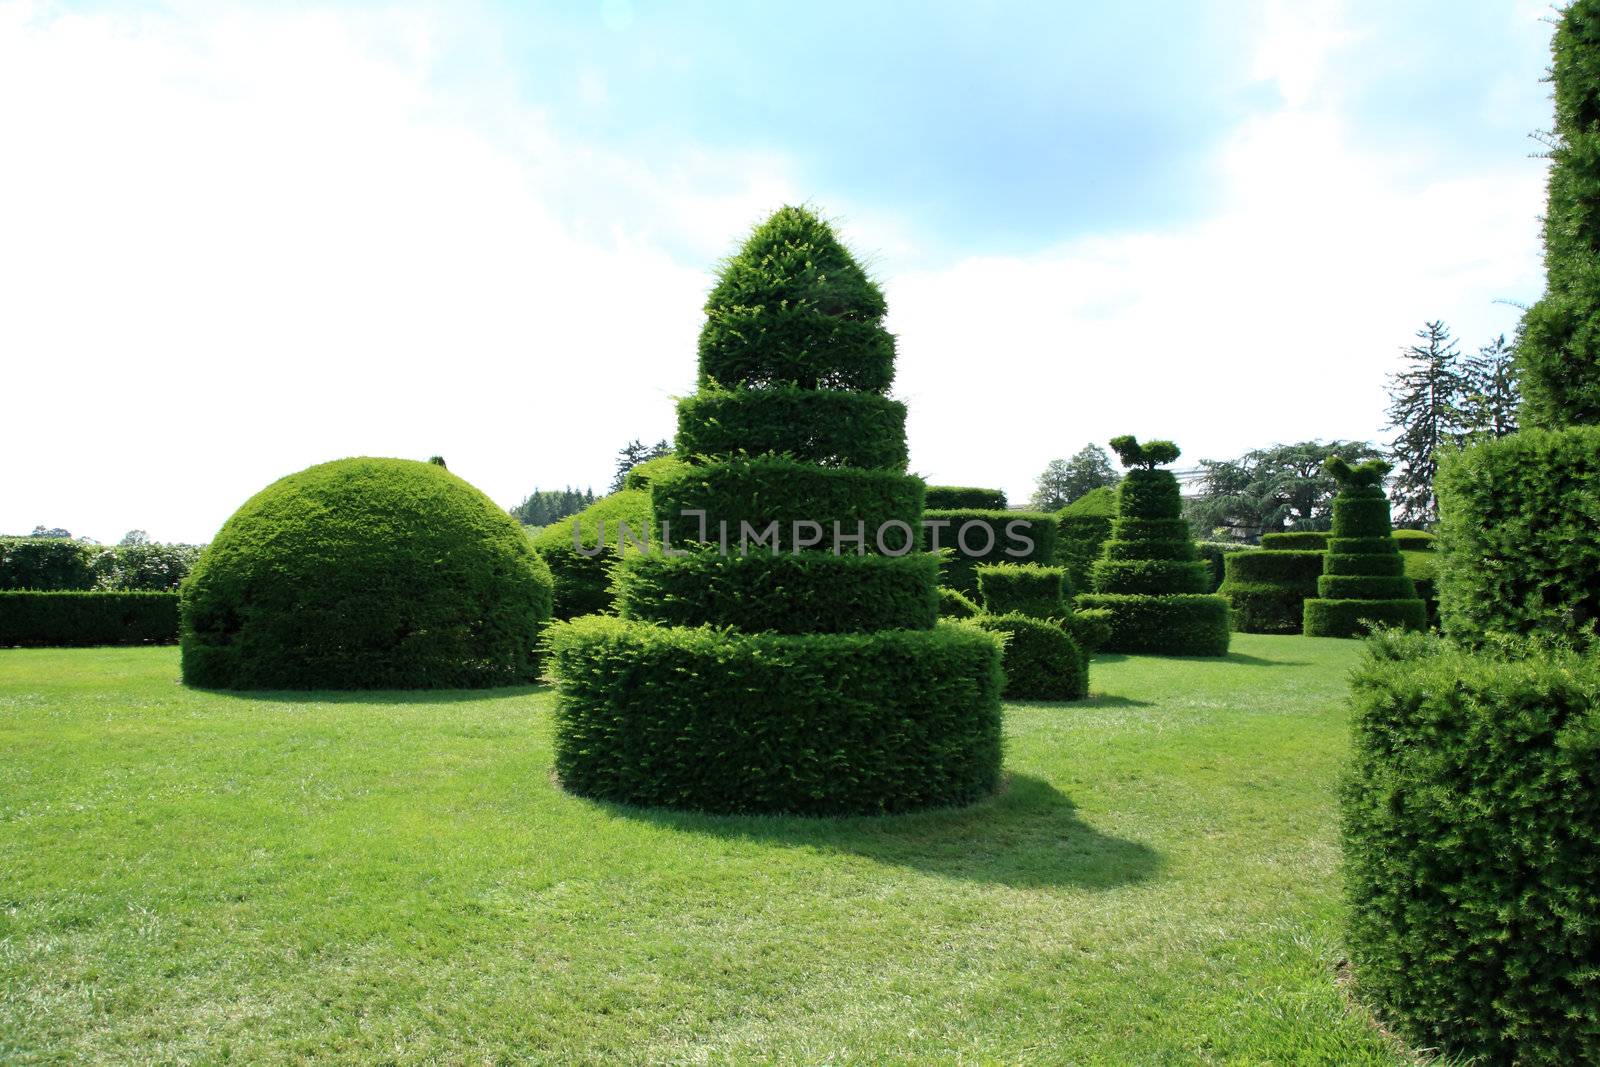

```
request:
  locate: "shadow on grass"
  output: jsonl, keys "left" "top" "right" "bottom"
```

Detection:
{"left": 1222, "top": 652, "right": 1310, "bottom": 667}
{"left": 598, "top": 773, "right": 1164, "bottom": 891}
{"left": 193, "top": 681, "right": 553, "bottom": 704}
{"left": 1078, "top": 694, "right": 1155, "bottom": 708}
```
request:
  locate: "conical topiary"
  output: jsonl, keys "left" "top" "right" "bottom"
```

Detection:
{"left": 546, "top": 206, "right": 1004, "bottom": 815}
{"left": 1301, "top": 458, "right": 1426, "bottom": 637}
{"left": 1075, "top": 436, "right": 1231, "bottom": 655}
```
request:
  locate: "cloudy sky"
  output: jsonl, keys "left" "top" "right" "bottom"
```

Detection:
{"left": 0, "top": 0, "right": 1556, "bottom": 543}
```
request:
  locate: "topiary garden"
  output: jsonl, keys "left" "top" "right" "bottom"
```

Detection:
{"left": 546, "top": 206, "right": 1004, "bottom": 815}
{"left": 1300, "top": 458, "right": 1425, "bottom": 638}
{"left": 180, "top": 457, "right": 553, "bottom": 689}
{"left": 1076, "top": 436, "right": 1230, "bottom": 656}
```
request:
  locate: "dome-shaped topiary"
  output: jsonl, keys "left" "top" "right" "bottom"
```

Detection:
{"left": 181, "top": 457, "right": 553, "bottom": 689}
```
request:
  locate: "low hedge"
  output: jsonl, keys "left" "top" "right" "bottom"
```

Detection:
{"left": 1222, "top": 550, "right": 1324, "bottom": 585}
{"left": 1302, "top": 599, "right": 1427, "bottom": 638}
{"left": 923, "top": 509, "right": 1058, "bottom": 594}
{"left": 1436, "top": 425, "right": 1600, "bottom": 646}
{"left": 924, "top": 486, "right": 1007, "bottom": 510}
{"left": 1195, "top": 541, "right": 1253, "bottom": 592}
{"left": 1259, "top": 531, "right": 1329, "bottom": 551}
{"left": 976, "top": 562, "right": 1066, "bottom": 616}
{"left": 1390, "top": 529, "right": 1435, "bottom": 551}
{"left": 1066, "top": 607, "right": 1113, "bottom": 655}
{"left": 531, "top": 489, "right": 654, "bottom": 619}
{"left": 651, "top": 457, "right": 923, "bottom": 551}
{"left": 612, "top": 550, "right": 939, "bottom": 634}
{"left": 1219, "top": 550, "right": 1324, "bottom": 634}
{"left": 547, "top": 616, "right": 1003, "bottom": 814}
{"left": 675, "top": 386, "right": 908, "bottom": 470}
{"left": 1074, "top": 594, "right": 1231, "bottom": 656}
{"left": 0, "top": 591, "right": 179, "bottom": 646}
{"left": 1342, "top": 632, "right": 1600, "bottom": 1063}
{"left": 973, "top": 613, "right": 1086, "bottom": 700}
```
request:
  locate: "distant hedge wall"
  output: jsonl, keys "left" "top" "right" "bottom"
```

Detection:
{"left": 924, "top": 486, "right": 1007, "bottom": 510}
{"left": 1258, "top": 531, "right": 1329, "bottom": 551}
{"left": 1055, "top": 486, "right": 1117, "bottom": 594}
{"left": 924, "top": 509, "right": 1057, "bottom": 594}
{"left": 0, "top": 591, "right": 179, "bottom": 646}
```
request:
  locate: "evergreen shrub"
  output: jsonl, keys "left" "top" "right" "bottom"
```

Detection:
{"left": 0, "top": 591, "right": 179, "bottom": 646}
{"left": 1218, "top": 550, "right": 1324, "bottom": 634}
{"left": 1302, "top": 459, "right": 1426, "bottom": 638}
{"left": 924, "top": 486, "right": 1007, "bottom": 510}
{"left": 976, "top": 562, "right": 1066, "bottom": 617}
{"left": 938, "top": 587, "right": 980, "bottom": 618}
{"left": 1259, "top": 531, "right": 1329, "bottom": 551}
{"left": 181, "top": 457, "right": 553, "bottom": 689}
{"left": 532, "top": 489, "right": 654, "bottom": 619}
{"left": 973, "top": 613, "right": 1086, "bottom": 700}
{"left": 1054, "top": 486, "right": 1117, "bottom": 594}
{"left": 925, "top": 509, "right": 1057, "bottom": 594}
{"left": 676, "top": 386, "right": 908, "bottom": 470}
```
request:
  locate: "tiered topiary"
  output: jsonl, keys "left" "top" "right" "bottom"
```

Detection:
{"left": 1301, "top": 458, "right": 1426, "bottom": 638}
{"left": 181, "top": 457, "right": 553, "bottom": 689}
{"left": 546, "top": 206, "right": 1004, "bottom": 815}
{"left": 1076, "top": 436, "right": 1230, "bottom": 656}
{"left": 971, "top": 562, "right": 1089, "bottom": 700}
{"left": 1054, "top": 485, "right": 1116, "bottom": 594}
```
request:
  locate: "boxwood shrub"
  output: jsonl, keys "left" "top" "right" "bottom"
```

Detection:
{"left": 1342, "top": 632, "right": 1600, "bottom": 1063}
{"left": 531, "top": 489, "right": 654, "bottom": 619}
{"left": 0, "top": 591, "right": 179, "bottom": 646}
{"left": 182, "top": 457, "right": 554, "bottom": 690}
{"left": 547, "top": 616, "right": 1003, "bottom": 814}
{"left": 1436, "top": 425, "right": 1600, "bottom": 645}
{"left": 973, "top": 613, "right": 1085, "bottom": 700}
{"left": 612, "top": 550, "right": 939, "bottom": 634}
{"left": 1073, "top": 593, "right": 1231, "bottom": 656}
{"left": 926, "top": 509, "right": 1058, "bottom": 594}
{"left": 1258, "top": 531, "right": 1329, "bottom": 551}
{"left": 976, "top": 562, "right": 1067, "bottom": 616}
{"left": 1218, "top": 550, "right": 1324, "bottom": 634}
{"left": 675, "top": 385, "right": 908, "bottom": 470}
{"left": 924, "top": 486, "right": 1007, "bottom": 510}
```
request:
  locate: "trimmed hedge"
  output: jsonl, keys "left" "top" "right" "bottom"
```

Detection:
{"left": 1194, "top": 540, "right": 1253, "bottom": 593}
{"left": 1436, "top": 425, "right": 1600, "bottom": 645}
{"left": 976, "top": 562, "right": 1066, "bottom": 617}
{"left": 1342, "top": 632, "right": 1600, "bottom": 1063}
{"left": 1390, "top": 529, "right": 1435, "bottom": 551}
{"left": 612, "top": 550, "right": 939, "bottom": 634}
{"left": 924, "top": 509, "right": 1058, "bottom": 595}
{"left": 1303, "top": 459, "right": 1424, "bottom": 638}
{"left": 182, "top": 457, "right": 553, "bottom": 690}
{"left": 531, "top": 489, "right": 654, "bottom": 619}
{"left": 0, "top": 538, "right": 97, "bottom": 590}
{"left": 1074, "top": 594, "right": 1232, "bottom": 656}
{"left": 1402, "top": 550, "right": 1438, "bottom": 626}
{"left": 1054, "top": 486, "right": 1116, "bottom": 594}
{"left": 1085, "top": 446, "right": 1229, "bottom": 656}
{"left": 676, "top": 386, "right": 908, "bottom": 470}
{"left": 0, "top": 591, "right": 179, "bottom": 646}
{"left": 924, "top": 486, "right": 1007, "bottom": 510}
{"left": 938, "top": 586, "right": 980, "bottom": 619}
{"left": 1258, "top": 531, "right": 1329, "bottom": 551}
{"left": 973, "top": 613, "right": 1085, "bottom": 700}
{"left": 621, "top": 456, "right": 690, "bottom": 490}
{"left": 651, "top": 457, "right": 923, "bottom": 551}
{"left": 547, "top": 617, "right": 1003, "bottom": 814}
{"left": 1218, "top": 550, "right": 1324, "bottom": 634}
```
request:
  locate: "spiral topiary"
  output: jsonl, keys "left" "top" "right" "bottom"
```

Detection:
{"left": 1076, "top": 436, "right": 1231, "bottom": 655}
{"left": 546, "top": 206, "right": 1003, "bottom": 815}
{"left": 1301, "top": 458, "right": 1426, "bottom": 637}
{"left": 180, "top": 457, "right": 553, "bottom": 689}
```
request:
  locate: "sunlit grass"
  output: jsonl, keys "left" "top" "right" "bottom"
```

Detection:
{"left": 0, "top": 635, "right": 1422, "bottom": 1063}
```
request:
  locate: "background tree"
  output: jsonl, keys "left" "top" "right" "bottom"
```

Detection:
{"left": 609, "top": 439, "right": 672, "bottom": 493}
{"left": 1460, "top": 334, "right": 1520, "bottom": 440}
{"left": 509, "top": 487, "right": 596, "bottom": 528}
{"left": 29, "top": 526, "right": 72, "bottom": 539}
{"left": 1385, "top": 320, "right": 1467, "bottom": 526}
{"left": 119, "top": 530, "right": 150, "bottom": 546}
{"left": 1030, "top": 443, "right": 1120, "bottom": 510}
{"left": 1186, "top": 441, "right": 1384, "bottom": 540}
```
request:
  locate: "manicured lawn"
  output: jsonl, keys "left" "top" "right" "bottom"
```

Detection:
{"left": 0, "top": 636, "right": 1417, "bottom": 1063}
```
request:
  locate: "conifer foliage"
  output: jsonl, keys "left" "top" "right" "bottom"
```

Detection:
{"left": 547, "top": 207, "right": 1004, "bottom": 815}
{"left": 1301, "top": 458, "right": 1426, "bottom": 637}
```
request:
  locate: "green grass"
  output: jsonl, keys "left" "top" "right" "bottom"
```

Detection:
{"left": 0, "top": 635, "right": 1417, "bottom": 1063}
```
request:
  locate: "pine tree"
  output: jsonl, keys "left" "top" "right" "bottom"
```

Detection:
{"left": 1385, "top": 321, "right": 1466, "bottom": 526}
{"left": 1460, "top": 334, "right": 1520, "bottom": 440}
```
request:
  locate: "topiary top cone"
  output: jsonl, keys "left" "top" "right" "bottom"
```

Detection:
{"left": 181, "top": 457, "right": 553, "bottom": 690}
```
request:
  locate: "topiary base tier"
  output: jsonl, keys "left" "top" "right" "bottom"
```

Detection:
{"left": 973, "top": 613, "right": 1086, "bottom": 700}
{"left": 547, "top": 617, "right": 1003, "bottom": 815}
{"left": 1302, "top": 598, "right": 1428, "bottom": 638}
{"left": 1218, "top": 550, "right": 1324, "bottom": 634}
{"left": 1074, "top": 594, "right": 1231, "bottom": 656}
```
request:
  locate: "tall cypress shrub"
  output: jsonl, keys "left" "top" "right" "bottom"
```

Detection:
{"left": 1302, "top": 458, "right": 1426, "bottom": 638}
{"left": 1076, "top": 436, "right": 1230, "bottom": 656}
{"left": 546, "top": 206, "right": 1004, "bottom": 815}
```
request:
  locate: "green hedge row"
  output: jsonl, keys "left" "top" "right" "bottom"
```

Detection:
{"left": 976, "top": 562, "right": 1066, "bottom": 616}
{"left": 1074, "top": 594, "right": 1231, "bottom": 656}
{"left": 1342, "top": 633, "right": 1600, "bottom": 1063}
{"left": 1436, "top": 425, "right": 1600, "bottom": 645}
{"left": 612, "top": 550, "right": 939, "bottom": 634}
{"left": 652, "top": 457, "right": 923, "bottom": 551}
{"left": 923, "top": 509, "right": 1058, "bottom": 594}
{"left": 547, "top": 616, "right": 1003, "bottom": 814}
{"left": 0, "top": 591, "right": 179, "bottom": 646}
{"left": 973, "top": 613, "right": 1085, "bottom": 700}
{"left": 675, "top": 386, "right": 908, "bottom": 470}
{"left": 924, "top": 486, "right": 1008, "bottom": 510}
